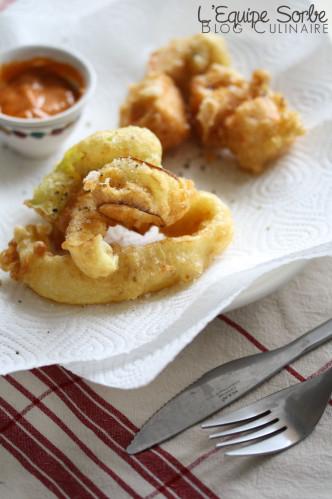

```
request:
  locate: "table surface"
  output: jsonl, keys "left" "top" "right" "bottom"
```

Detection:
{"left": 0, "top": 0, "right": 332, "bottom": 497}
{"left": 1, "top": 258, "right": 331, "bottom": 498}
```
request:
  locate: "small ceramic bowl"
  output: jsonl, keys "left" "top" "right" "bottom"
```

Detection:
{"left": 0, "top": 45, "right": 96, "bottom": 158}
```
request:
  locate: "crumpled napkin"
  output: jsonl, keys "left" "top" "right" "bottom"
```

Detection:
{"left": 0, "top": 0, "right": 331, "bottom": 388}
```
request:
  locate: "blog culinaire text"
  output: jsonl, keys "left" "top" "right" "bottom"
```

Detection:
{"left": 198, "top": 4, "right": 328, "bottom": 34}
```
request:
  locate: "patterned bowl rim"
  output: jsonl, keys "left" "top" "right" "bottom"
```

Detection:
{"left": 0, "top": 118, "right": 79, "bottom": 139}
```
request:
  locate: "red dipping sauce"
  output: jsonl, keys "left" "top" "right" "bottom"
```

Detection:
{"left": 0, "top": 57, "right": 85, "bottom": 119}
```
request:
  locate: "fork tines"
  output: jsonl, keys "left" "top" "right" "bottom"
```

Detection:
{"left": 202, "top": 406, "right": 289, "bottom": 456}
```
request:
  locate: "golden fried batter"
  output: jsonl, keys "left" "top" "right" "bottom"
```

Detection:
{"left": 26, "top": 126, "right": 163, "bottom": 223}
{"left": 84, "top": 158, "right": 194, "bottom": 230}
{"left": 190, "top": 64, "right": 305, "bottom": 172}
{"left": 189, "top": 65, "right": 258, "bottom": 147}
{"left": 0, "top": 192, "right": 233, "bottom": 304}
{"left": 148, "top": 34, "right": 230, "bottom": 92}
{"left": 224, "top": 94, "right": 305, "bottom": 173}
{"left": 61, "top": 192, "right": 118, "bottom": 279}
{"left": 120, "top": 73, "right": 189, "bottom": 150}
{"left": 62, "top": 157, "right": 195, "bottom": 278}
{"left": 0, "top": 127, "right": 233, "bottom": 303}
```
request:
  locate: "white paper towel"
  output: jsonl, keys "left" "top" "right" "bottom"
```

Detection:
{"left": 0, "top": 0, "right": 332, "bottom": 387}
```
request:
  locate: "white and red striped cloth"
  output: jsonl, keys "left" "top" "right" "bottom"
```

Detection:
{"left": 1, "top": 257, "right": 331, "bottom": 498}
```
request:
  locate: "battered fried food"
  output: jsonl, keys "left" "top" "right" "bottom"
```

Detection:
{"left": 61, "top": 191, "right": 117, "bottom": 279}
{"left": 0, "top": 192, "right": 233, "bottom": 305}
{"left": 0, "top": 127, "right": 233, "bottom": 303}
{"left": 148, "top": 34, "right": 230, "bottom": 92}
{"left": 84, "top": 158, "right": 194, "bottom": 227}
{"left": 120, "top": 35, "right": 303, "bottom": 172}
{"left": 190, "top": 64, "right": 305, "bottom": 172}
{"left": 120, "top": 73, "right": 190, "bottom": 150}
{"left": 62, "top": 157, "right": 195, "bottom": 278}
{"left": 224, "top": 94, "right": 305, "bottom": 173}
{"left": 119, "top": 34, "right": 230, "bottom": 150}
{"left": 189, "top": 65, "right": 261, "bottom": 147}
{"left": 26, "top": 126, "right": 163, "bottom": 223}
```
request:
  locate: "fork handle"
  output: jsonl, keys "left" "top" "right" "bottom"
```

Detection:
{"left": 276, "top": 318, "right": 332, "bottom": 364}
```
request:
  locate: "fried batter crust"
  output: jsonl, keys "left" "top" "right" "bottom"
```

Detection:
{"left": 62, "top": 157, "right": 195, "bottom": 278}
{"left": 148, "top": 34, "right": 230, "bottom": 92}
{"left": 26, "top": 126, "right": 163, "bottom": 222}
{"left": 190, "top": 64, "right": 305, "bottom": 172}
{"left": 0, "top": 192, "right": 233, "bottom": 304}
{"left": 120, "top": 73, "right": 190, "bottom": 150}
{"left": 1, "top": 127, "right": 233, "bottom": 302}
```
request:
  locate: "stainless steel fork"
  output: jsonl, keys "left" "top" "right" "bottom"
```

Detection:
{"left": 203, "top": 366, "right": 332, "bottom": 456}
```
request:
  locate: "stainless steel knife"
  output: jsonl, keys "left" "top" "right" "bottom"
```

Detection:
{"left": 127, "top": 318, "right": 332, "bottom": 454}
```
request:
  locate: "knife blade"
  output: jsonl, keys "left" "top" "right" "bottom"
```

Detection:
{"left": 127, "top": 318, "right": 332, "bottom": 454}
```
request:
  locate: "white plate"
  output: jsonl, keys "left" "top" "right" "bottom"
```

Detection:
{"left": 226, "top": 260, "right": 307, "bottom": 312}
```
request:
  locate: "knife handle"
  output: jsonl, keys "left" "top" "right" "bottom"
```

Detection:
{"left": 274, "top": 318, "right": 332, "bottom": 366}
